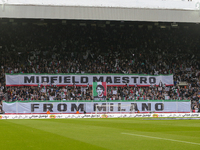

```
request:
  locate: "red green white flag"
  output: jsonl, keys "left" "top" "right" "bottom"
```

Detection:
{"left": 93, "top": 82, "right": 107, "bottom": 100}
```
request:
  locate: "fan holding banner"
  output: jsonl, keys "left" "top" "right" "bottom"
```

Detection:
{"left": 93, "top": 82, "right": 107, "bottom": 100}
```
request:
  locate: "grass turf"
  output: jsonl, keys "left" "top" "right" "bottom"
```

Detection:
{"left": 0, "top": 118, "right": 200, "bottom": 150}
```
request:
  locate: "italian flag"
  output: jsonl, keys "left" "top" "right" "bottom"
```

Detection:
{"left": 93, "top": 82, "right": 107, "bottom": 98}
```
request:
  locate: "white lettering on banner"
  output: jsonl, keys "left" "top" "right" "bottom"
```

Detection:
{"left": 3, "top": 101, "right": 190, "bottom": 113}
{"left": 0, "top": 113, "right": 200, "bottom": 120}
{"left": 6, "top": 74, "right": 173, "bottom": 86}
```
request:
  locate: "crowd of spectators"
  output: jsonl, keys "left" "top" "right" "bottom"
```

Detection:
{"left": 5, "top": 84, "right": 199, "bottom": 101}
{"left": 0, "top": 20, "right": 199, "bottom": 112}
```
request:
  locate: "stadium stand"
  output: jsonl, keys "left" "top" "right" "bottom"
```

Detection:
{"left": 0, "top": 19, "right": 199, "bottom": 111}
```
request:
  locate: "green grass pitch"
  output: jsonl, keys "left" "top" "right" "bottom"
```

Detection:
{"left": 0, "top": 118, "right": 200, "bottom": 150}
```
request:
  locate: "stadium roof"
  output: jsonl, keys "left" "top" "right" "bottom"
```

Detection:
{"left": 0, "top": 0, "right": 200, "bottom": 23}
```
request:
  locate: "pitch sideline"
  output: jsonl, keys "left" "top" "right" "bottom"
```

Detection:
{"left": 121, "top": 132, "right": 200, "bottom": 146}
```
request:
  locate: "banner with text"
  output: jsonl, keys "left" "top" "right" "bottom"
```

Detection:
{"left": 6, "top": 74, "right": 173, "bottom": 86}
{"left": 0, "top": 113, "right": 200, "bottom": 120}
{"left": 3, "top": 101, "right": 190, "bottom": 113}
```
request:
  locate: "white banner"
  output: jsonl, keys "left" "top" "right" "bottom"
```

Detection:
{"left": 6, "top": 74, "right": 173, "bottom": 86}
{"left": 0, "top": 113, "right": 199, "bottom": 120}
{"left": 3, "top": 101, "right": 190, "bottom": 113}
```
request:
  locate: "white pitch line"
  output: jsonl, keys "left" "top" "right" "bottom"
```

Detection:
{"left": 121, "top": 132, "right": 200, "bottom": 146}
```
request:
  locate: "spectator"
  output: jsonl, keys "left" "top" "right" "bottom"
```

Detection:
{"left": 0, "top": 20, "right": 199, "bottom": 112}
